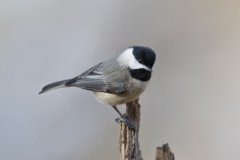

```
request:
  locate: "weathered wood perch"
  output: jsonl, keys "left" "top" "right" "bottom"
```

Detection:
{"left": 119, "top": 98, "right": 175, "bottom": 160}
{"left": 155, "top": 144, "right": 175, "bottom": 160}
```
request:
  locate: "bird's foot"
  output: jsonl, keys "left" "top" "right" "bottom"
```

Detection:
{"left": 115, "top": 116, "right": 136, "bottom": 130}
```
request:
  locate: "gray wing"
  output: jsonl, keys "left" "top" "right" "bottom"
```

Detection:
{"left": 65, "top": 60, "right": 129, "bottom": 94}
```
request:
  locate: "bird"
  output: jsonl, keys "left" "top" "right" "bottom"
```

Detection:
{"left": 39, "top": 46, "right": 156, "bottom": 129}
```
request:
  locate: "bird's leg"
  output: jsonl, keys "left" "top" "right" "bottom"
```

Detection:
{"left": 112, "top": 106, "right": 136, "bottom": 130}
{"left": 112, "top": 105, "right": 124, "bottom": 117}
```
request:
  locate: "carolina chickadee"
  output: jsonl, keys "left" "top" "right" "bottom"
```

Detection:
{"left": 39, "top": 46, "right": 156, "bottom": 129}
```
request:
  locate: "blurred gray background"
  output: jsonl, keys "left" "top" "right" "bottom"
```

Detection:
{"left": 1, "top": 0, "right": 240, "bottom": 160}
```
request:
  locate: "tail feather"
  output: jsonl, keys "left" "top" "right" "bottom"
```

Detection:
{"left": 39, "top": 79, "right": 69, "bottom": 94}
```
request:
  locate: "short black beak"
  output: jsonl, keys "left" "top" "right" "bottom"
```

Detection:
{"left": 147, "top": 66, "right": 152, "bottom": 72}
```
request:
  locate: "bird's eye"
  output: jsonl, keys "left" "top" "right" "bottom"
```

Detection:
{"left": 138, "top": 59, "right": 143, "bottom": 63}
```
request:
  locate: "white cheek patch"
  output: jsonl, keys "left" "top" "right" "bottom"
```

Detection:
{"left": 128, "top": 56, "right": 152, "bottom": 71}
{"left": 117, "top": 48, "right": 151, "bottom": 71}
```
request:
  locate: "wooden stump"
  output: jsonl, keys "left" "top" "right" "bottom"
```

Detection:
{"left": 155, "top": 144, "right": 175, "bottom": 160}
{"left": 119, "top": 99, "right": 142, "bottom": 160}
{"left": 118, "top": 99, "right": 175, "bottom": 160}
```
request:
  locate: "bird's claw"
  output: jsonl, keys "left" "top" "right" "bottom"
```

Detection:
{"left": 115, "top": 117, "right": 136, "bottom": 130}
